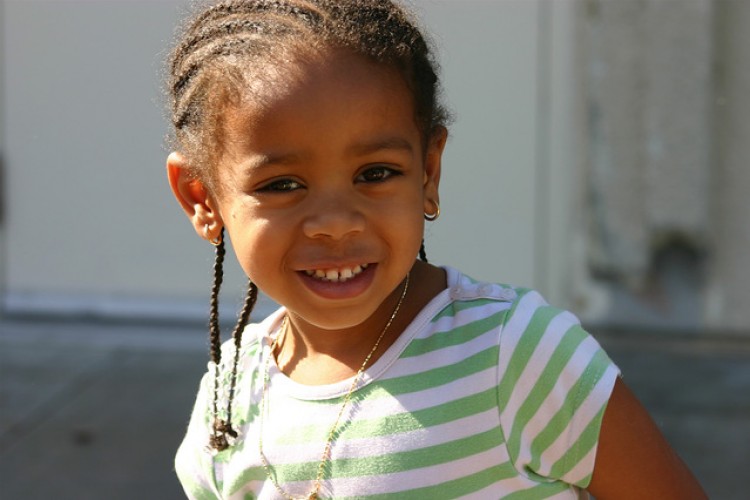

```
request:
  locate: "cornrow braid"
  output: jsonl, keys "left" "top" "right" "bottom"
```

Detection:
{"left": 207, "top": 229, "right": 259, "bottom": 451}
{"left": 171, "top": 1, "right": 323, "bottom": 99}
{"left": 188, "top": 0, "right": 322, "bottom": 31}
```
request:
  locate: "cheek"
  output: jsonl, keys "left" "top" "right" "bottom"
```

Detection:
{"left": 377, "top": 196, "right": 426, "bottom": 246}
{"left": 396, "top": 189, "right": 427, "bottom": 224}
{"left": 224, "top": 211, "right": 282, "bottom": 279}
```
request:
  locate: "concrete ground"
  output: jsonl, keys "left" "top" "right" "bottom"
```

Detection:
{"left": 1, "top": 315, "right": 748, "bottom": 499}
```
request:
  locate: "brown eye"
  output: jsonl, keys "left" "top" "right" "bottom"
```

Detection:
{"left": 357, "top": 166, "right": 398, "bottom": 183}
{"left": 258, "top": 178, "right": 302, "bottom": 193}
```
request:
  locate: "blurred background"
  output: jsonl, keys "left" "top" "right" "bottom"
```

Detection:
{"left": 1, "top": 0, "right": 748, "bottom": 498}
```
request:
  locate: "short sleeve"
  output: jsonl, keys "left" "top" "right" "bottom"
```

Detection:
{"left": 496, "top": 288, "right": 620, "bottom": 488}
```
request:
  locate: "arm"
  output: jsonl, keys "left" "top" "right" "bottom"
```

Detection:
{"left": 587, "top": 377, "right": 707, "bottom": 499}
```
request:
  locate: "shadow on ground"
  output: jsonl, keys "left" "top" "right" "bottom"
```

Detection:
{"left": 1, "top": 316, "right": 748, "bottom": 499}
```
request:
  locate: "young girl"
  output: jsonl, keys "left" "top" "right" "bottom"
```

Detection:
{"left": 166, "top": 1, "right": 705, "bottom": 498}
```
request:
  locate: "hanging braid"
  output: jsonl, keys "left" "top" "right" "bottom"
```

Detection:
{"left": 208, "top": 230, "right": 226, "bottom": 369}
{"left": 207, "top": 229, "right": 259, "bottom": 451}
{"left": 419, "top": 240, "right": 428, "bottom": 263}
{"left": 224, "top": 278, "right": 257, "bottom": 428}
{"left": 168, "top": 0, "right": 449, "bottom": 451}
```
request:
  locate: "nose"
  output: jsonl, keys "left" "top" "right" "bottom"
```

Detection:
{"left": 302, "top": 191, "right": 366, "bottom": 240}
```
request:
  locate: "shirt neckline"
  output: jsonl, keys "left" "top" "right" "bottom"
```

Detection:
{"left": 260, "top": 267, "right": 462, "bottom": 401}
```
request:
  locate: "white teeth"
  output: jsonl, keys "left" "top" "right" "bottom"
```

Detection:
{"left": 305, "top": 264, "right": 369, "bottom": 282}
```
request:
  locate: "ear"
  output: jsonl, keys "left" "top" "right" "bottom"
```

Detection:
{"left": 166, "top": 152, "right": 224, "bottom": 242}
{"left": 423, "top": 126, "right": 447, "bottom": 212}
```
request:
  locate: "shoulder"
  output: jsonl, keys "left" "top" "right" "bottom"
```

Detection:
{"left": 438, "top": 266, "right": 619, "bottom": 404}
{"left": 175, "top": 308, "right": 285, "bottom": 469}
{"left": 216, "top": 306, "right": 284, "bottom": 362}
{"left": 436, "top": 266, "right": 578, "bottom": 338}
{"left": 213, "top": 306, "right": 285, "bottom": 387}
{"left": 423, "top": 267, "right": 597, "bottom": 372}
{"left": 195, "top": 307, "right": 285, "bottom": 423}
{"left": 429, "top": 266, "right": 518, "bottom": 325}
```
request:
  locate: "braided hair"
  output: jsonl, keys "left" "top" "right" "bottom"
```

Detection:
{"left": 206, "top": 229, "right": 259, "bottom": 450}
{"left": 167, "top": 0, "right": 446, "bottom": 450}
{"left": 167, "top": 0, "right": 449, "bottom": 189}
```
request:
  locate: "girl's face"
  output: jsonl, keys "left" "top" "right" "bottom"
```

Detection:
{"left": 208, "top": 51, "right": 444, "bottom": 331}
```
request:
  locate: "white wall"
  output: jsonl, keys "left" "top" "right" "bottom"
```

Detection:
{"left": 417, "top": 0, "right": 542, "bottom": 285}
{"left": 2, "top": 0, "right": 245, "bottom": 317}
{"left": 0, "top": 0, "right": 565, "bottom": 318}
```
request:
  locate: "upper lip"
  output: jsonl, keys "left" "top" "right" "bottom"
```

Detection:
{"left": 292, "top": 245, "right": 378, "bottom": 273}
{"left": 296, "top": 261, "right": 373, "bottom": 272}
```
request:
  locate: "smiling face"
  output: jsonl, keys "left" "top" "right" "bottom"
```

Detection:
{"left": 206, "top": 50, "right": 444, "bottom": 331}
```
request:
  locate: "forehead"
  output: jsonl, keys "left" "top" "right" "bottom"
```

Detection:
{"left": 220, "top": 49, "right": 420, "bottom": 157}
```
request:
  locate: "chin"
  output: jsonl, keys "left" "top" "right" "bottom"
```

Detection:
{"left": 305, "top": 313, "right": 373, "bottom": 331}
{"left": 289, "top": 303, "right": 382, "bottom": 331}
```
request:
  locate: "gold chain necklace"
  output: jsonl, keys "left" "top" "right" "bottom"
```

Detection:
{"left": 258, "top": 273, "right": 410, "bottom": 500}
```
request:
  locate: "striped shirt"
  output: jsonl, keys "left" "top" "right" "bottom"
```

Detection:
{"left": 176, "top": 267, "right": 619, "bottom": 499}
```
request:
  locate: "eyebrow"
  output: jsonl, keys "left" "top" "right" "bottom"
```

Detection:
{"left": 241, "top": 152, "right": 302, "bottom": 173}
{"left": 240, "top": 136, "right": 415, "bottom": 174}
{"left": 345, "top": 136, "right": 415, "bottom": 157}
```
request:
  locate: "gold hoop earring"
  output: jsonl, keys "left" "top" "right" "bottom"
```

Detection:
{"left": 204, "top": 224, "right": 222, "bottom": 246}
{"left": 424, "top": 201, "right": 440, "bottom": 221}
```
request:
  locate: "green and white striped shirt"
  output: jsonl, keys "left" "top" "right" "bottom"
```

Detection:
{"left": 176, "top": 267, "right": 619, "bottom": 499}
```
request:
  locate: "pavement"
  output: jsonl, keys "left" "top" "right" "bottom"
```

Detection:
{"left": 1, "top": 315, "right": 748, "bottom": 499}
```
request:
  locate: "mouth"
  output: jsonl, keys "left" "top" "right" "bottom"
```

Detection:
{"left": 303, "top": 263, "right": 370, "bottom": 283}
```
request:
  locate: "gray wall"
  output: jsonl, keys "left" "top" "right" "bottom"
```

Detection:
{"left": 572, "top": 0, "right": 750, "bottom": 334}
{"left": 708, "top": 0, "right": 750, "bottom": 330}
